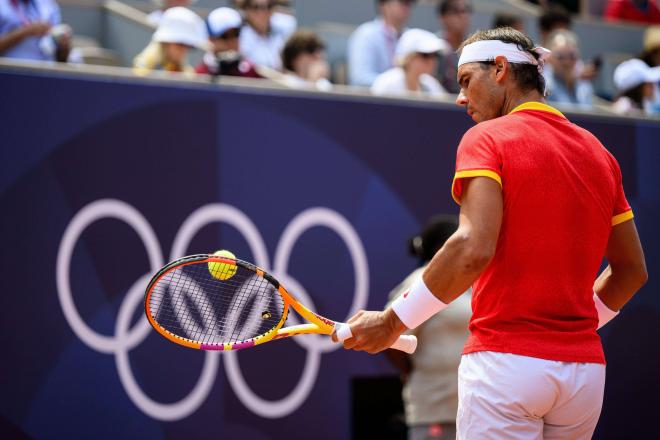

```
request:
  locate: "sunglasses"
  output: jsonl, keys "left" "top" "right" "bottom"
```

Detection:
{"left": 554, "top": 52, "right": 578, "bottom": 61}
{"left": 219, "top": 28, "right": 241, "bottom": 40}
{"left": 418, "top": 52, "right": 439, "bottom": 59}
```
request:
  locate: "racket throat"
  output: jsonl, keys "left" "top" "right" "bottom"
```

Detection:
{"left": 275, "top": 323, "right": 327, "bottom": 339}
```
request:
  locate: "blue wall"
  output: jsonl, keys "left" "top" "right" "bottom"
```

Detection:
{"left": 0, "top": 68, "right": 658, "bottom": 439}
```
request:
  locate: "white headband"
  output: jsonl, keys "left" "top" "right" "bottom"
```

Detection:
{"left": 458, "top": 40, "right": 551, "bottom": 74}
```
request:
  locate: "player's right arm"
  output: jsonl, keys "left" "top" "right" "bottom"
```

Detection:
{"left": 423, "top": 176, "right": 503, "bottom": 304}
{"left": 594, "top": 219, "right": 647, "bottom": 312}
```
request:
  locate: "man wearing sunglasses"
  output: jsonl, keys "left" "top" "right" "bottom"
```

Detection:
{"left": 196, "top": 7, "right": 260, "bottom": 78}
{"left": 544, "top": 29, "right": 594, "bottom": 108}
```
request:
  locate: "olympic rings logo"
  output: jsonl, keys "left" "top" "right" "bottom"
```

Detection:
{"left": 56, "top": 199, "right": 369, "bottom": 421}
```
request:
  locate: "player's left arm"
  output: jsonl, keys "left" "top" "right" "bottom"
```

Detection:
{"left": 593, "top": 219, "right": 647, "bottom": 317}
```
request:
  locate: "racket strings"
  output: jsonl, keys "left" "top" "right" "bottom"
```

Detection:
{"left": 148, "top": 262, "right": 285, "bottom": 345}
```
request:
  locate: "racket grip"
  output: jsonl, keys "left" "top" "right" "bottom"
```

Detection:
{"left": 334, "top": 323, "right": 418, "bottom": 354}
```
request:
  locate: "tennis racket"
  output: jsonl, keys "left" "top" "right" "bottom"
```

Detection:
{"left": 144, "top": 253, "right": 417, "bottom": 353}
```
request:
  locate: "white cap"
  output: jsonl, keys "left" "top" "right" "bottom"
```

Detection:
{"left": 207, "top": 7, "right": 242, "bottom": 38}
{"left": 613, "top": 58, "right": 660, "bottom": 92}
{"left": 152, "top": 7, "right": 208, "bottom": 50}
{"left": 395, "top": 28, "right": 450, "bottom": 64}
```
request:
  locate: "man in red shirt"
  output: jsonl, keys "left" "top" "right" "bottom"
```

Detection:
{"left": 336, "top": 27, "right": 647, "bottom": 438}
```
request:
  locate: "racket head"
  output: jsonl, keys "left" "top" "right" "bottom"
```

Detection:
{"left": 144, "top": 254, "right": 289, "bottom": 351}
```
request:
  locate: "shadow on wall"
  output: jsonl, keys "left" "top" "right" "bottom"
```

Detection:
{"left": 596, "top": 304, "right": 660, "bottom": 439}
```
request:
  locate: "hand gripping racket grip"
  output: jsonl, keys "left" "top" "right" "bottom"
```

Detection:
{"left": 335, "top": 323, "right": 417, "bottom": 354}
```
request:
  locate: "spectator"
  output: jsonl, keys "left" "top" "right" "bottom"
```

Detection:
{"left": 492, "top": 12, "right": 524, "bottom": 32}
{"left": 371, "top": 28, "right": 448, "bottom": 98}
{"left": 147, "top": 0, "right": 195, "bottom": 27}
{"left": 612, "top": 58, "right": 660, "bottom": 115}
{"left": 436, "top": 0, "right": 472, "bottom": 94}
{"left": 133, "top": 7, "right": 208, "bottom": 76}
{"left": 526, "top": 0, "right": 579, "bottom": 14}
{"left": 642, "top": 26, "right": 660, "bottom": 109}
{"left": 237, "top": 0, "right": 296, "bottom": 71}
{"left": 538, "top": 4, "right": 571, "bottom": 47}
{"left": 280, "top": 29, "right": 332, "bottom": 91}
{"left": 604, "top": 0, "right": 660, "bottom": 24}
{"left": 385, "top": 215, "right": 471, "bottom": 440}
{"left": 196, "top": 7, "right": 260, "bottom": 78}
{"left": 32, "top": 22, "right": 81, "bottom": 63}
{"left": 347, "top": 0, "right": 415, "bottom": 87}
{"left": 642, "top": 26, "right": 660, "bottom": 67}
{"left": 544, "top": 30, "right": 594, "bottom": 108}
{"left": 0, "top": 0, "right": 60, "bottom": 61}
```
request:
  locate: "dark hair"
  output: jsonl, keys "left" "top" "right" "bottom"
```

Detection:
{"left": 539, "top": 5, "right": 572, "bottom": 33}
{"left": 437, "top": 0, "right": 470, "bottom": 16}
{"left": 281, "top": 29, "right": 325, "bottom": 72}
{"left": 408, "top": 215, "right": 459, "bottom": 263}
{"left": 641, "top": 47, "right": 660, "bottom": 67}
{"left": 493, "top": 12, "right": 522, "bottom": 29}
{"left": 459, "top": 27, "right": 546, "bottom": 95}
{"left": 618, "top": 83, "right": 646, "bottom": 109}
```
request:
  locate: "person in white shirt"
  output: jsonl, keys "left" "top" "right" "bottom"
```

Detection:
{"left": 371, "top": 28, "right": 449, "bottom": 98}
{"left": 237, "top": 0, "right": 296, "bottom": 71}
{"left": 385, "top": 215, "right": 471, "bottom": 440}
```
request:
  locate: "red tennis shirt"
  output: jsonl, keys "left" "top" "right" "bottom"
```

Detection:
{"left": 452, "top": 102, "right": 633, "bottom": 364}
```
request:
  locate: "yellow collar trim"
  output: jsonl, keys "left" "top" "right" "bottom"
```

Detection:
{"left": 509, "top": 101, "right": 566, "bottom": 119}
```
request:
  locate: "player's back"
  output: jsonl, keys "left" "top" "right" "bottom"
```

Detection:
{"left": 453, "top": 103, "right": 632, "bottom": 363}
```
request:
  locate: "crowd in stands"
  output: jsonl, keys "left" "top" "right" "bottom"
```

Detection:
{"left": 1, "top": 0, "right": 660, "bottom": 117}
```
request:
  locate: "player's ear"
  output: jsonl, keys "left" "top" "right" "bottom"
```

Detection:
{"left": 493, "top": 55, "right": 508, "bottom": 84}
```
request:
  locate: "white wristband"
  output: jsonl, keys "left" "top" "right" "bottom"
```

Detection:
{"left": 593, "top": 292, "right": 619, "bottom": 330}
{"left": 391, "top": 276, "right": 448, "bottom": 329}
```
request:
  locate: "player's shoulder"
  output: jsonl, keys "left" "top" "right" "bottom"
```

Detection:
{"left": 460, "top": 116, "right": 508, "bottom": 144}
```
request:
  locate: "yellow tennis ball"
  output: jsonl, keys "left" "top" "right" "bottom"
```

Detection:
{"left": 208, "top": 250, "right": 237, "bottom": 280}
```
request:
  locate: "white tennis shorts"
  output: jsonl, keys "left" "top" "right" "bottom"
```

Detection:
{"left": 457, "top": 351, "right": 606, "bottom": 439}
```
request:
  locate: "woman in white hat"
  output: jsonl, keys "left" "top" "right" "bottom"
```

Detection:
{"left": 612, "top": 58, "right": 660, "bottom": 116}
{"left": 133, "top": 7, "right": 208, "bottom": 75}
{"left": 371, "top": 28, "right": 449, "bottom": 98}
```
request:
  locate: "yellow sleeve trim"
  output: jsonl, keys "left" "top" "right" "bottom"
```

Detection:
{"left": 612, "top": 210, "right": 634, "bottom": 226}
{"left": 451, "top": 170, "right": 502, "bottom": 205}
{"left": 509, "top": 101, "right": 566, "bottom": 119}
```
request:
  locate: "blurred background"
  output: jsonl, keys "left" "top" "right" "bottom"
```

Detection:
{"left": 1, "top": 0, "right": 659, "bottom": 439}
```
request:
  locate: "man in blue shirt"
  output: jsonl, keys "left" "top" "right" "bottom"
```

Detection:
{"left": 347, "top": 0, "right": 414, "bottom": 87}
{"left": 544, "top": 29, "right": 594, "bottom": 108}
{"left": 0, "top": 0, "right": 61, "bottom": 61}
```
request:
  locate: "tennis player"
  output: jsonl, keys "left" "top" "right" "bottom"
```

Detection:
{"left": 337, "top": 27, "right": 647, "bottom": 438}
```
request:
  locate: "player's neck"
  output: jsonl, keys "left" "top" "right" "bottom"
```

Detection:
{"left": 502, "top": 90, "right": 546, "bottom": 116}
